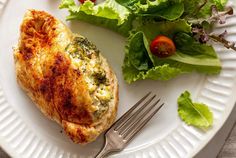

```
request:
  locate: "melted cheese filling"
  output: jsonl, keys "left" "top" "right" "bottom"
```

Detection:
{"left": 66, "top": 36, "right": 112, "bottom": 119}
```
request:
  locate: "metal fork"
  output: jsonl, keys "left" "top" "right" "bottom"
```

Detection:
{"left": 0, "top": 0, "right": 8, "bottom": 14}
{"left": 95, "top": 92, "right": 164, "bottom": 158}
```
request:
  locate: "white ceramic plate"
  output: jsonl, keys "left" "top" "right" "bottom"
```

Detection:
{"left": 0, "top": 0, "right": 236, "bottom": 158}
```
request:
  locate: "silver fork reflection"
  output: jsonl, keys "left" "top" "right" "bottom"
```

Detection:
{"left": 95, "top": 92, "right": 164, "bottom": 158}
{"left": 0, "top": 0, "right": 8, "bottom": 13}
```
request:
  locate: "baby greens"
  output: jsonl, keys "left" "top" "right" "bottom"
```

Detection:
{"left": 123, "top": 20, "right": 221, "bottom": 83}
{"left": 60, "top": 0, "right": 232, "bottom": 83}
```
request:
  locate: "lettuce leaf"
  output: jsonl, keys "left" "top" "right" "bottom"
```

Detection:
{"left": 115, "top": 0, "right": 184, "bottom": 20}
{"left": 60, "top": 0, "right": 133, "bottom": 36}
{"left": 178, "top": 91, "right": 213, "bottom": 128}
{"left": 123, "top": 60, "right": 183, "bottom": 83}
{"left": 183, "top": 0, "right": 228, "bottom": 18}
{"left": 152, "top": 32, "right": 222, "bottom": 74}
{"left": 127, "top": 31, "right": 152, "bottom": 71}
{"left": 213, "top": 0, "right": 228, "bottom": 9}
{"left": 115, "top": 0, "right": 182, "bottom": 13}
{"left": 136, "top": 19, "right": 191, "bottom": 40}
{"left": 123, "top": 31, "right": 183, "bottom": 83}
{"left": 123, "top": 20, "right": 221, "bottom": 83}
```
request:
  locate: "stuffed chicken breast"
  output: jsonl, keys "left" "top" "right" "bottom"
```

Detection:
{"left": 14, "top": 10, "right": 118, "bottom": 144}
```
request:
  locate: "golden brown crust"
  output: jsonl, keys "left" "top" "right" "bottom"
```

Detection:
{"left": 14, "top": 10, "right": 118, "bottom": 144}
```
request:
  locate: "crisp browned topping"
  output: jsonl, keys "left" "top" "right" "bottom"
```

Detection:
{"left": 39, "top": 54, "right": 93, "bottom": 124}
{"left": 19, "top": 10, "right": 56, "bottom": 60}
{"left": 16, "top": 10, "right": 93, "bottom": 125}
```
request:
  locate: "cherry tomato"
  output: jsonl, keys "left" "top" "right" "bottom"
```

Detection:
{"left": 150, "top": 35, "right": 176, "bottom": 58}
{"left": 79, "top": 0, "right": 96, "bottom": 4}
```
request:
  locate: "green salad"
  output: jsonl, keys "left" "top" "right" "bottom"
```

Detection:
{"left": 60, "top": 0, "right": 234, "bottom": 84}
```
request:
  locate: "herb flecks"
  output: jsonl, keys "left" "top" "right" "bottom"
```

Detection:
{"left": 74, "top": 36, "right": 99, "bottom": 58}
{"left": 93, "top": 70, "right": 107, "bottom": 85}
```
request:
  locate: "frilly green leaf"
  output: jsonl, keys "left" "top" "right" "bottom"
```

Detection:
{"left": 60, "top": 0, "right": 133, "bottom": 36}
{"left": 178, "top": 91, "right": 213, "bottom": 128}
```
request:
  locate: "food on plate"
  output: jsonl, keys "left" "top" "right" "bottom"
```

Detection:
{"left": 60, "top": 0, "right": 235, "bottom": 83}
{"left": 59, "top": 0, "right": 133, "bottom": 36}
{"left": 178, "top": 91, "right": 213, "bottom": 129}
{"left": 13, "top": 10, "right": 118, "bottom": 144}
{"left": 123, "top": 26, "right": 221, "bottom": 83}
{"left": 150, "top": 35, "right": 176, "bottom": 58}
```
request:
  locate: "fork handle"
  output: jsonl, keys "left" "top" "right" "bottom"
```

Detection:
{"left": 95, "top": 139, "right": 113, "bottom": 158}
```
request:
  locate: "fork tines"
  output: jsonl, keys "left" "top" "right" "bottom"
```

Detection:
{"left": 95, "top": 92, "right": 164, "bottom": 158}
{"left": 112, "top": 92, "right": 164, "bottom": 142}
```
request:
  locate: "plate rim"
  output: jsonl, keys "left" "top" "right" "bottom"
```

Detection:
{"left": 1, "top": 1, "right": 236, "bottom": 158}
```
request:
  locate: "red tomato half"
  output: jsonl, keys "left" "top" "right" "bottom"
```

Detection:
{"left": 150, "top": 35, "right": 176, "bottom": 58}
{"left": 79, "top": 0, "right": 96, "bottom": 4}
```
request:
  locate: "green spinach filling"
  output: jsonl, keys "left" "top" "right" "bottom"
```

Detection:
{"left": 65, "top": 36, "right": 112, "bottom": 119}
